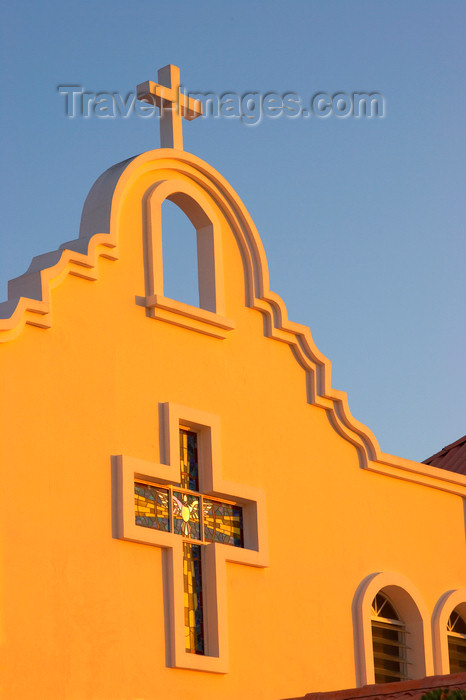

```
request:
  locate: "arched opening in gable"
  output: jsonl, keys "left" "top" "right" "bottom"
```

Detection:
{"left": 162, "top": 200, "right": 200, "bottom": 308}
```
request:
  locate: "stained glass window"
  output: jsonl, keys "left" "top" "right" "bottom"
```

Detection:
{"left": 183, "top": 543, "right": 204, "bottom": 654}
{"left": 173, "top": 491, "right": 200, "bottom": 540}
{"left": 134, "top": 482, "right": 170, "bottom": 531}
{"left": 179, "top": 428, "right": 199, "bottom": 491}
{"left": 133, "top": 427, "right": 245, "bottom": 657}
{"left": 203, "top": 499, "right": 243, "bottom": 546}
{"left": 447, "top": 609, "right": 466, "bottom": 673}
{"left": 134, "top": 485, "right": 244, "bottom": 547}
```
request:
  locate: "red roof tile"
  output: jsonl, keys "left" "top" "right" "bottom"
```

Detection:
{"left": 422, "top": 435, "right": 466, "bottom": 476}
{"left": 284, "top": 672, "right": 466, "bottom": 700}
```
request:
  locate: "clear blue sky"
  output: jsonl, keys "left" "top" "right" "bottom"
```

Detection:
{"left": 1, "top": 0, "right": 464, "bottom": 461}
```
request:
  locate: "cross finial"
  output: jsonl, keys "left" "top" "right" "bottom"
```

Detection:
{"left": 137, "top": 65, "right": 203, "bottom": 150}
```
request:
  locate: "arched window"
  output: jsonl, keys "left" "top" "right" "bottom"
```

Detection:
{"left": 371, "top": 592, "right": 410, "bottom": 683}
{"left": 143, "top": 179, "right": 235, "bottom": 339}
{"left": 447, "top": 608, "right": 466, "bottom": 673}
{"left": 161, "top": 200, "right": 199, "bottom": 308}
{"left": 354, "top": 573, "right": 432, "bottom": 686}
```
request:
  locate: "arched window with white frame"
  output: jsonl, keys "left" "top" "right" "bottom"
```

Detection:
{"left": 353, "top": 572, "right": 434, "bottom": 687}
{"left": 371, "top": 592, "right": 410, "bottom": 683}
{"left": 432, "top": 590, "right": 466, "bottom": 675}
{"left": 142, "top": 179, "right": 235, "bottom": 339}
{"left": 447, "top": 607, "right": 466, "bottom": 674}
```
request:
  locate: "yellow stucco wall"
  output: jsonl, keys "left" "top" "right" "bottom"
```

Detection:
{"left": 0, "top": 150, "right": 465, "bottom": 700}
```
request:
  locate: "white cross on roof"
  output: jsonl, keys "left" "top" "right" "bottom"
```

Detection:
{"left": 137, "top": 64, "right": 203, "bottom": 150}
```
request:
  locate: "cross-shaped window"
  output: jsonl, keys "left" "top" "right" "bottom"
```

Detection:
{"left": 116, "top": 403, "right": 268, "bottom": 673}
{"left": 134, "top": 428, "right": 244, "bottom": 654}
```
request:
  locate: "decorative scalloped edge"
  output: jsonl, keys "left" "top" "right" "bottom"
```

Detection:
{"left": 1, "top": 149, "right": 465, "bottom": 496}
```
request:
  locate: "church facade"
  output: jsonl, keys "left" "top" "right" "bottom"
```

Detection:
{"left": 1, "top": 66, "right": 465, "bottom": 700}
